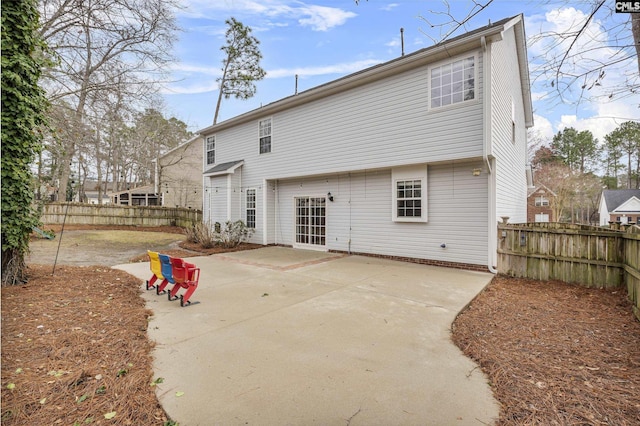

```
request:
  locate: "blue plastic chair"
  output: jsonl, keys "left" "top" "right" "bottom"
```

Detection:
{"left": 156, "top": 254, "right": 175, "bottom": 295}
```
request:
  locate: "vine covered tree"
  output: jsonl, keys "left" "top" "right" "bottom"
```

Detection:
{"left": 213, "top": 17, "right": 266, "bottom": 124}
{"left": 1, "top": 0, "right": 49, "bottom": 285}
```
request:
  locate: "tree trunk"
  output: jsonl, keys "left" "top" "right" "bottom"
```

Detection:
{"left": 633, "top": 14, "right": 640, "bottom": 76}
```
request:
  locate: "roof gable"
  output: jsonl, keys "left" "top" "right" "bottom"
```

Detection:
{"left": 602, "top": 189, "right": 640, "bottom": 211}
{"left": 613, "top": 196, "right": 640, "bottom": 213}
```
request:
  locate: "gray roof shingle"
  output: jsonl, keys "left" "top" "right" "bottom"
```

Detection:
{"left": 602, "top": 189, "right": 640, "bottom": 211}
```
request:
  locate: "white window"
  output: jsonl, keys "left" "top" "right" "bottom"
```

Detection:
{"left": 396, "top": 180, "right": 422, "bottom": 218}
{"left": 259, "top": 118, "right": 271, "bottom": 154}
{"left": 206, "top": 136, "right": 215, "bottom": 165}
{"left": 535, "top": 213, "right": 549, "bottom": 223}
{"left": 430, "top": 55, "right": 475, "bottom": 109}
{"left": 392, "top": 166, "right": 428, "bottom": 222}
{"left": 535, "top": 196, "right": 549, "bottom": 206}
{"left": 246, "top": 189, "right": 256, "bottom": 229}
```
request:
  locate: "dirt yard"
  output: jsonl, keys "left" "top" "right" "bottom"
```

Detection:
{"left": 2, "top": 226, "right": 639, "bottom": 425}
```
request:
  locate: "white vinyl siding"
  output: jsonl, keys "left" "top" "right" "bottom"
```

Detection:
{"left": 208, "top": 60, "right": 484, "bottom": 182}
{"left": 490, "top": 25, "right": 528, "bottom": 224}
{"left": 272, "top": 161, "right": 488, "bottom": 266}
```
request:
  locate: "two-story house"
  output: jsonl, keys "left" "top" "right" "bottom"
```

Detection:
{"left": 198, "top": 15, "right": 533, "bottom": 272}
{"left": 155, "top": 135, "right": 204, "bottom": 210}
{"left": 527, "top": 185, "right": 555, "bottom": 222}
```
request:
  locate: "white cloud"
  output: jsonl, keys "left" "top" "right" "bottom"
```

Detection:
{"left": 381, "top": 3, "right": 399, "bottom": 12}
{"left": 267, "top": 59, "right": 383, "bottom": 79}
{"left": 179, "top": 0, "right": 356, "bottom": 32}
{"left": 557, "top": 99, "right": 636, "bottom": 143}
{"left": 296, "top": 5, "right": 356, "bottom": 31}
{"left": 530, "top": 114, "right": 554, "bottom": 142}
{"left": 165, "top": 59, "right": 384, "bottom": 94}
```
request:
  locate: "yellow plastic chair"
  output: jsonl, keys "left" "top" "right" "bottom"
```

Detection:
{"left": 146, "top": 250, "right": 165, "bottom": 291}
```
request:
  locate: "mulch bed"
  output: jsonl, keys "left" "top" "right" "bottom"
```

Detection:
{"left": 452, "top": 276, "right": 640, "bottom": 425}
{"left": 1, "top": 265, "right": 167, "bottom": 425}
{"left": 2, "top": 234, "right": 640, "bottom": 425}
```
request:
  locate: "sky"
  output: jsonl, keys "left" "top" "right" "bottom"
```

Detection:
{"left": 161, "top": 0, "right": 640, "bottom": 146}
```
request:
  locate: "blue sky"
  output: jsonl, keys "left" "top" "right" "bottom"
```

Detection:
{"left": 162, "top": 0, "right": 639, "bottom": 145}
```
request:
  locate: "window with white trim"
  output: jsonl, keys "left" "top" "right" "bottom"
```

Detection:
{"left": 392, "top": 166, "right": 428, "bottom": 222}
{"left": 397, "top": 180, "right": 422, "bottom": 218}
{"left": 246, "top": 189, "right": 256, "bottom": 229}
{"left": 430, "top": 55, "right": 475, "bottom": 108}
{"left": 259, "top": 118, "right": 271, "bottom": 154}
{"left": 535, "top": 196, "right": 549, "bottom": 206}
{"left": 206, "top": 136, "right": 215, "bottom": 165}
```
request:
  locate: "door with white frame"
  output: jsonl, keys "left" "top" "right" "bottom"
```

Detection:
{"left": 294, "top": 196, "right": 326, "bottom": 250}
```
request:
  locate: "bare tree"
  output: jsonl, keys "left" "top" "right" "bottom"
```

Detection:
{"left": 38, "top": 0, "right": 180, "bottom": 199}
{"left": 418, "top": 1, "right": 640, "bottom": 106}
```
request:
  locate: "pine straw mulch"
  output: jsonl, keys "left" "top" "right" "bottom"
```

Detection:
{"left": 1, "top": 265, "right": 167, "bottom": 425}
{"left": 452, "top": 276, "right": 640, "bottom": 425}
{"left": 2, "top": 251, "right": 640, "bottom": 425}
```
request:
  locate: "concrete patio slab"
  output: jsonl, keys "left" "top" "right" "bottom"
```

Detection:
{"left": 115, "top": 247, "right": 499, "bottom": 425}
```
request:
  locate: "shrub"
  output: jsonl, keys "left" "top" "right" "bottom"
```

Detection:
{"left": 185, "top": 220, "right": 254, "bottom": 249}
{"left": 185, "top": 221, "right": 217, "bottom": 248}
{"left": 217, "top": 220, "right": 254, "bottom": 248}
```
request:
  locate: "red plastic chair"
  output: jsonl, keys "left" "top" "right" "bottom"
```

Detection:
{"left": 146, "top": 251, "right": 165, "bottom": 291}
{"left": 168, "top": 257, "right": 200, "bottom": 307}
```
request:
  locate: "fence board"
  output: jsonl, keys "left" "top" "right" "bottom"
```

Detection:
{"left": 498, "top": 222, "right": 639, "bottom": 320}
{"left": 39, "top": 203, "right": 202, "bottom": 229}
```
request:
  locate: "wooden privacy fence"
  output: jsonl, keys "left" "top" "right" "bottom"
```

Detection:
{"left": 498, "top": 222, "right": 640, "bottom": 320}
{"left": 39, "top": 202, "right": 202, "bottom": 228}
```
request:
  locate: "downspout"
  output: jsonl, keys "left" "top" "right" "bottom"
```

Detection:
{"left": 482, "top": 35, "right": 498, "bottom": 274}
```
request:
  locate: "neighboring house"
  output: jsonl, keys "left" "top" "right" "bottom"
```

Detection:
{"left": 198, "top": 15, "right": 533, "bottom": 271}
{"left": 527, "top": 185, "right": 555, "bottom": 223}
{"left": 83, "top": 191, "right": 111, "bottom": 204}
{"left": 155, "top": 135, "right": 203, "bottom": 210}
{"left": 598, "top": 189, "right": 640, "bottom": 226}
{"left": 110, "top": 185, "right": 160, "bottom": 206}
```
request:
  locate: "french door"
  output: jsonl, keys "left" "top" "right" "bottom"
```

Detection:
{"left": 295, "top": 197, "right": 326, "bottom": 248}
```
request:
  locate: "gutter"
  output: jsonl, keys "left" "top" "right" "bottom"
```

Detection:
{"left": 482, "top": 35, "right": 498, "bottom": 274}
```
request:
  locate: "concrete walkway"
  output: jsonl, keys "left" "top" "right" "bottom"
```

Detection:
{"left": 115, "top": 247, "right": 499, "bottom": 425}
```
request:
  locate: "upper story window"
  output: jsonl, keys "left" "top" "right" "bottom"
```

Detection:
{"left": 259, "top": 118, "right": 271, "bottom": 154}
{"left": 430, "top": 55, "right": 475, "bottom": 109}
{"left": 535, "top": 196, "right": 549, "bottom": 206}
{"left": 206, "top": 136, "right": 215, "bottom": 165}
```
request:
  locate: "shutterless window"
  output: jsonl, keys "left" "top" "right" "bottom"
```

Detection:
{"left": 430, "top": 56, "right": 475, "bottom": 108}
{"left": 246, "top": 189, "right": 256, "bottom": 229}
{"left": 259, "top": 119, "right": 271, "bottom": 154}
{"left": 206, "top": 136, "right": 215, "bottom": 165}
{"left": 397, "top": 180, "right": 422, "bottom": 218}
{"left": 535, "top": 196, "right": 549, "bottom": 206}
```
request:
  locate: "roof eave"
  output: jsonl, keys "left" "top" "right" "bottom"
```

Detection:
{"left": 197, "top": 21, "right": 512, "bottom": 136}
